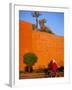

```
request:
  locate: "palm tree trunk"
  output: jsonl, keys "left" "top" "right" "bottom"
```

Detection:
{"left": 36, "top": 17, "right": 38, "bottom": 31}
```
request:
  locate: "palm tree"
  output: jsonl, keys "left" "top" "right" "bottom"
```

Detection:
{"left": 23, "top": 53, "right": 38, "bottom": 72}
{"left": 32, "top": 11, "right": 41, "bottom": 30}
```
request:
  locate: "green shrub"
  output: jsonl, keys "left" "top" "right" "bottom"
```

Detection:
{"left": 24, "top": 53, "right": 38, "bottom": 66}
{"left": 41, "top": 28, "right": 54, "bottom": 34}
{"left": 32, "top": 24, "right": 36, "bottom": 30}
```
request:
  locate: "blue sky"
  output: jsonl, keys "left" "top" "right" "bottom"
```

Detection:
{"left": 19, "top": 10, "right": 64, "bottom": 36}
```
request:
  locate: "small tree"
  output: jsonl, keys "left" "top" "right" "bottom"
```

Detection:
{"left": 23, "top": 53, "right": 38, "bottom": 72}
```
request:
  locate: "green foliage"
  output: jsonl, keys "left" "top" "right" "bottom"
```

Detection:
{"left": 46, "top": 29, "right": 54, "bottom": 34}
{"left": 32, "top": 11, "right": 41, "bottom": 17}
{"left": 32, "top": 24, "right": 36, "bottom": 30}
{"left": 23, "top": 53, "right": 38, "bottom": 66}
{"left": 42, "top": 28, "right": 54, "bottom": 34}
